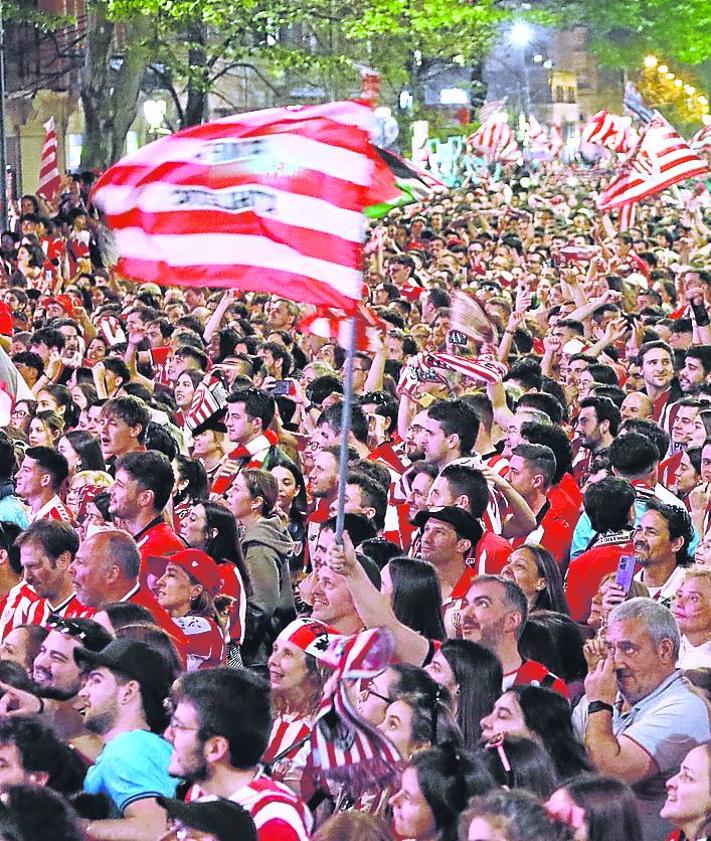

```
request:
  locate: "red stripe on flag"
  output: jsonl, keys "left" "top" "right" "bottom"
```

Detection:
{"left": 37, "top": 118, "right": 61, "bottom": 201}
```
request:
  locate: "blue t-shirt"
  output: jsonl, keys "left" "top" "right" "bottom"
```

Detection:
{"left": 0, "top": 495, "right": 29, "bottom": 530}
{"left": 84, "top": 730, "right": 178, "bottom": 815}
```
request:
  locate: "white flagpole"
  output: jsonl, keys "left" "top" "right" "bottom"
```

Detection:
{"left": 335, "top": 316, "right": 357, "bottom": 542}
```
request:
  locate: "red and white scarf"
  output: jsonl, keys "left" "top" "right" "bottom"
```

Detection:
{"left": 230, "top": 429, "right": 280, "bottom": 468}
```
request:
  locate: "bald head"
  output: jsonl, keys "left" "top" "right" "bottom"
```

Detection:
{"left": 69, "top": 529, "right": 141, "bottom": 608}
{"left": 620, "top": 391, "right": 653, "bottom": 422}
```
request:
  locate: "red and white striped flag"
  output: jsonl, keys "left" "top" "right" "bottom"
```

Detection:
{"left": 479, "top": 100, "right": 506, "bottom": 124}
{"left": 550, "top": 123, "right": 565, "bottom": 157}
{"left": 92, "top": 101, "right": 399, "bottom": 312}
{"left": 599, "top": 114, "right": 709, "bottom": 212}
{"left": 37, "top": 118, "right": 61, "bottom": 201}
{"left": 581, "top": 110, "right": 623, "bottom": 149}
{"left": 691, "top": 124, "right": 711, "bottom": 152}
{"left": 527, "top": 114, "right": 549, "bottom": 152}
{"left": 185, "top": 371, "right": 229, "bottom": 431}
{"left": 618, "top": 202, "right": 637, "bottom": 231}
{"left": 468, "top": 117, "right": 522, "bottom": 165}
{"left": 298, "top": 301, "right": 388, "bottom": 353}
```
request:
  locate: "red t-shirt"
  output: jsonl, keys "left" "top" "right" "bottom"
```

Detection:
{"left": 173, "top": 614, "right": 225, "bottom": 670}
{"left": 565, "top": 532, "right": 634, "bottom": 623}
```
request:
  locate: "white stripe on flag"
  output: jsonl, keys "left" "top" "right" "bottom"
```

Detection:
{"left": 112, "top": 228, "right": 363, "bottom": 292}
{"left": 94, "top": 182, "right": 366, "bottom": 242}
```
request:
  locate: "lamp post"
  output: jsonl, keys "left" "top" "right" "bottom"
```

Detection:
{"left": 509, "top": 20, "right": 533, "bottom": 131}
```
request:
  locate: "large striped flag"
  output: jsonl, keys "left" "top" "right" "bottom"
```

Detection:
{"left": 599, "top": 113, "right": 709, "bottom": 212}
{"left": 92, "top": 101, "right": 399, "bottom": 312}
{"left": 37, "top": 118, "right": 61, "bottom": 201}
{"left": 691, "top": 123, "right": 711, "bottom": 152}
{"left": 468, "top": 116, "right": 522, "bottom": 164}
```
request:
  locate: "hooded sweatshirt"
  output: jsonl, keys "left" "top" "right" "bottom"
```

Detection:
{"left": 242, "top": 516, "right": 295, "bottom": 615}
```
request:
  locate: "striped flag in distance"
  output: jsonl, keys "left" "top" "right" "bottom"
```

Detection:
{"left": 37, "top": 118, "right": 61, "bottom": 201}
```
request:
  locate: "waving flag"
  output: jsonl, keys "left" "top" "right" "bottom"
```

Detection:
{"left": 550, "top": 124, "right": 565, "bottom": 157}
{"left": 468, "top": 116, "right": 521, "bottom": 164}
{"left": 479, "top": 100, "right": 506, "bottom": 123}
{"left": 298, "top": 301, "right": 388, "bottom": 353}
{"left": 37, "top": 118, "right": 61, "bottom": 201}
{"left": 92, "top": 101, "right": 399, "bottom": 312}
{"left": 692, "top": 124, "right": 711, "bottom": 152}
{"left": 365, "top": 147, "right": 445, "bottom": 218}
{"left": 624, "top": 82, "right": 655, "bottom": 125}
{"left": 581, "top": 110, "right": 625, "bottom": 149}
{"left": 599, "top": 113, "right": 709, "bottom": 212}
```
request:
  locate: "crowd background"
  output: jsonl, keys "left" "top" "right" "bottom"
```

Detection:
{"left": 0, "top": 159, "right": 708, "bottom": 841}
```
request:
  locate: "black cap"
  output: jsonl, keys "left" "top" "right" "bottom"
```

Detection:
{"left": 74, "top": 638, "right": 172, "bottom": 700}
{"left": 413, "top": 505, "right": 483, "bottom": 545}
{"left": 191, "top": 406, "right": 228, "bottom": 437}
{"left": 157, "top": 797, "right": 257, "bottom": 841}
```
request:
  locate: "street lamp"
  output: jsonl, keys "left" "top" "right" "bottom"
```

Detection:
{"left": 509, "top": 21, "right": 533, "bottom": 124}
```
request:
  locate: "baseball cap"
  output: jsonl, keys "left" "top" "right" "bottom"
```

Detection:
{"left": 145, "top": 549, "right": 223, "bottom": 597}
{"left": 74, "top": 638, "right": 173, "bottom": 699}
{"left": 413, "top": 505, "right": 483, "bottom": 545}
{"left": 276, "top": 618, "right": 340, "bottom": 661}
{"left": 157, "top": 797, "right": 256, "bottom": 841}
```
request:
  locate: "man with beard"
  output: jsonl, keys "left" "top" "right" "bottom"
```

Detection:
{"left": 458, "top": 575, "right": 568, "bottom": 697}
{"left": 660, "top": 346, "right": 711, "bottom": 437}
{"left": 572, "top": 397, "right": 620, "bottom": 486}
{"left": 165, "top": 668, "right": 311, "bottom": 841}
{"left": 75, "top": 638, "right": 177, "bottom": 840}
{"left": 638, "top": 341, "right": 678, "bottom": 422}
{"left": 631, "top": 499, "right": 694, "bottom": 608}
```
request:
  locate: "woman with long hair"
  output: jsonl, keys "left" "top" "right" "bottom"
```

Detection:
{"left": 378, "top": 688, "right": 461, "bottom": 762}
{"left": 389, "top": 744, "right": 494, "bottom": 841}
{"left": 480, "top": 685, "right": 592, "bottom": 781}
{"left": 270, "top": 461, "right": 308, "bottom": 578}
{"left": 501, "top": 544, "right": 568, "bottom": 614}
{"left": 518, "top": 611, "right": 588, "bottom": 703}
{"left": 264, "top": 618, "right": 330, "bottom": 793}
{"left": 180, "top": 499, "right": 250, "bottom": 665}
{"left": 173, "top": 370, "right": 203, "bottom": 425}
{"left": 28, "top": 410, "right": 63, "bottom": 448}
{"left": 660, "top": 744, "right": 711, "bottom": 841}
{"left": 384, "top": 556, "right": 446, "bottom": 641}
{"left": 151, "top": 549, "right": 225, "bottom": 671}
{"left": 58, "top": 430, "right": 106, "bottom": 476}
{"left": 483, "top": 734, "right": 559, "bottom": 798}
{"left": 425, "top": 639, "right": 501, "bottom": 751}
{"left": 547, "top": 774, "right": 643, "bottom": 841}
{"left": 36, "top": 383, "right": 80, "bottom": 430}
{"left": 172, "top": 455, "right": 208, "bottom": 530}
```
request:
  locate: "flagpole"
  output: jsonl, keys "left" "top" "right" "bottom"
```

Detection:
{"left": 335, "top": 316, "right": 356, "bottom": 542}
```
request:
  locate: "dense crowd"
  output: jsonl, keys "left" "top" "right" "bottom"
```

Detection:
{"left": 0, "top": 165, "right": 708, "bottom": 841}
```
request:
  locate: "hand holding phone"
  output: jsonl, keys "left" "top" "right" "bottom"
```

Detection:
{"left": 615, "top": 554, "right": 637, "bottom": 595}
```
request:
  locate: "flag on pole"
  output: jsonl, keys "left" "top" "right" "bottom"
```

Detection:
{"left": 364, "top": 147, "right": 445, "bottom": 218}
{"left": 298, "top": 301, "right": 388, "bottom": 353}
{"left": 624, "top": 82, "right": 655, "bottom": 124}
{"left": 580, "top": 110, "right": 624, "bottom": 148}
{"left": 92, "top": 101, "right": 399, "bottom": 312}
{"left": 37, "top": 118, "right": 61, "bottom": 201}
{"left": 599, "top": 113, "right": 709, "bottom": 212}
{"left": 691, "top": 123, "right": 711, "bottom": 152}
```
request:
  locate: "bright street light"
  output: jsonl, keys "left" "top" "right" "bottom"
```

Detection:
{"left": 644, "top": 55, "right": 658, "bottom": 69}
{"left": 509, "top": 21, "right": 533, "bottom": 47}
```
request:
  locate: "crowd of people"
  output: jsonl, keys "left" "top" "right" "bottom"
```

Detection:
{"left": 0, "top": 164, "right": 707, "bottom": 840}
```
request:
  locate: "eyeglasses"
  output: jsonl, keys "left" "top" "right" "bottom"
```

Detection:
{"left": 362, "top": 680, "right": 391, "bottom": 705}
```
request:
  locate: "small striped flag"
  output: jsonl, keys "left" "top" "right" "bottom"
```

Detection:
{"left": 37, "top": 118, "right": 61, "bottom": 201}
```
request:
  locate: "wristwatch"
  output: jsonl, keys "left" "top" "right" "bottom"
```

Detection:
{"left": 588, "top": 700, "right": 614, "bottom": 715}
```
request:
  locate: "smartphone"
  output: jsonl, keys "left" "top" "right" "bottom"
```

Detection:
{"left": 270, "top": 380, "right": 294, "bottom": 397}
{"left": 615, "top": 555, "right": 637, "bottom": 595}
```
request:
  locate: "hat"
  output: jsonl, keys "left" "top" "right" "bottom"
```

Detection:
{"left": 277, "top": 617, "right": 340, "bottom": 661}
{"left": 74, "top": 638, "right": 172, "bottom": 699}
{"left": 44, "top": 295, "right": 75, "bottom": 319}
{"left": 190, "top": 407, "right": 227, "bottom": 437}
{"left": 413, "top": 505, "right": 483, "bottom": 545}
{"left": 157, "top": 797, "right": 256, "bottom": 841}
{"left": 146, "top": 549, "right": 223, "bottom": 597}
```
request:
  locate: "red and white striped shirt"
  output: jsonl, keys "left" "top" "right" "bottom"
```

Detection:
{"left": 0, "top": 581, "right": 41, "bottom": 640}
{"left": 25, "top": 592, "right": 96, "bottom": 626}
{"left": 29, "top": 495, "right": 73, "bottom": 525}
{"left": 189, "top": 769, "right": 312, "bottom": 841}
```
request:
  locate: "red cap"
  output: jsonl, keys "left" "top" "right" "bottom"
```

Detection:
{"left": 147, "top": 549, "right": 223, "bottom": 597}
{"left": 45, "top": 295, "right": 75, "bottom": 319}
